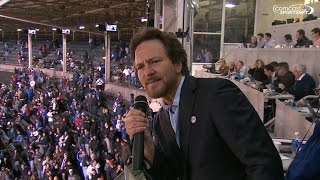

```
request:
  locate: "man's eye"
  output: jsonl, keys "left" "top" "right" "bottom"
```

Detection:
{"left": 152, "top": 60, "right": 160, "bottom": 64}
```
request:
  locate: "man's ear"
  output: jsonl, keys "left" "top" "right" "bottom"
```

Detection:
{"left": 175, "top": 62, "right": 183, "bottom": 74}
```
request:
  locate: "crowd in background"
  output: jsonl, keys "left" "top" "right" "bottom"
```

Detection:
{"left": 0, "top": 67, "right": 136, "bottom": 180}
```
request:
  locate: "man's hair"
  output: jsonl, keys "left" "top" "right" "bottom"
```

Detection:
{"left": 238, "top": 60, "right": 244, "bottom": 66}
{"left": 297, "top": 29, "right": 305, "bottom": 36}
{"left": 293, "top": 64, "right": 306, "bottom": 74}
{"left": 284, "top": 34, "right": 292, "bottom": 41}
{"left": 311, "top": 28, "right": 320, "bottom": 35}
{"left": 265, "top": 33, "right": 272, "bottom": 38}
{"left": 129, "top": 28, "right": 189, "bottom": 75}
{"left": 264, "top": 64, "right": 274, "bottom": 72}
{"left": 257, "top": 33, "right": 264, "bottom": 37}
{"left": 269, "top": 61, "right": 279, "bottom": 68}
{"left": 278, "top": 62, "right": 289, "bottom": 71}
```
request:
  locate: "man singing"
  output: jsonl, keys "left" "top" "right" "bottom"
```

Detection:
{"left": 125, "top": 28, "right": 284, "bottom": 180}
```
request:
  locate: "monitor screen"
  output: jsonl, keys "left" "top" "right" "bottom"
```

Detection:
{"left": 106, "top": 24, "right": 117, "bottom": 31}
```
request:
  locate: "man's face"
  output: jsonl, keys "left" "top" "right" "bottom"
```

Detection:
{"left": 292, "top": 67, "right": 301, "bottom": 79}
{"left": 265, "top": 35, "right": 270, "bottom": 41}
{"left": 135, "top": 39, "right": 182, "bottom": 99}
{"left": 296, "top": 32, "right": 302, "bottom": 40}
{"left": 264, "top": 68, "right": 272, "bottom": 77}
{"left": 312, "top": 31, "right": 319, "bottom": 39}
{"left": 278, "top": 67, "right": 286, "bottom": 76}
{"left": 235, "top": 62, "right": 242, "bottom": 71}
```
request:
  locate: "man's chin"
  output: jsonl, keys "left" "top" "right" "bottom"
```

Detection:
{"left": 146, "top": 90, "right": 163, "bottom": 99}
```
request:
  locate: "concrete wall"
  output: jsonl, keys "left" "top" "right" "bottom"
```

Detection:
{"left": 268, "top": 19, "right": 320, "bottom": 45}
{"left": 0, "top": 64, "right": 73, "bottom": 79}
{"left": 255, "top": 0, "right": 305, "bottom": 34}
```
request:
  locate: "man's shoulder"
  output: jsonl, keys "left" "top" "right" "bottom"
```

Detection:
{"left": 194, "top": 77, "right": 236, "bottom": 90}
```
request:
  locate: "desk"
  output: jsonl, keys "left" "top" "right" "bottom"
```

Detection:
{"left": 274, "top": 99, "right": 315, "bottom": 139}
{"left": 194, "top": 70, "right": 264, "bottom": 121}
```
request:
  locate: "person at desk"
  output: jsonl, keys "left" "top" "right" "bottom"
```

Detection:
{"left": 249, "top": 35, "right": 258, "bottom": 48}
{"left": 248, "top": 59, "right": 268, "bottom": 82}
{"left": 125, "top": 28, "right": 284, "bottom": 180}
{"left": 294, "top": 29, "right": 313, "bottom": 48}
{"left": 284, "top": 34, "right": 294, "bottom": 48}
{"left": 263, "top": 64, "right": 278, "bottom": 87}
{"left": 256, "top": 33, "right": 266, "bottom": 48}
{"left": 274, "top": 62, "right": 295, "bottom": 93}
{"left": 216, "top": 58, "right": 229, "bottom": 76}
{"left": 311, "top": 28, "right": 320, "bottom": 46}
{"left": 289, "top": 64, "right": 316, "bottom": 101}
{"left": 235, "top": 60, "right": 248, "bottom": 79}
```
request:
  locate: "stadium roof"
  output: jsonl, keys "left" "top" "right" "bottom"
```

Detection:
{"left": 0, "top": 0, "right": 153, "bottom": 34}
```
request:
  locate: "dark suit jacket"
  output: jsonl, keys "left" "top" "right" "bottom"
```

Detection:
{"left": 248, "top": 68, "right": 268, "bottom": 82}
{"left": 289, "top": 73, "right": 316, "bottom": 101}
{"left": 146, "top": 75, "right": 284, "bottom": 180}
{"left": 275, "top": 71, "right": 295, "bottom": 93}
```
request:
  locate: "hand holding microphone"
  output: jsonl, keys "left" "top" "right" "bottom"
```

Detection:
{"left": 125, "top": 95, "right": 155, "bottom": 172}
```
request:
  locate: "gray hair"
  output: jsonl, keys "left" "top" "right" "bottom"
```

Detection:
{"left": 293, "top": 64, "right": 306, "bottom": 74}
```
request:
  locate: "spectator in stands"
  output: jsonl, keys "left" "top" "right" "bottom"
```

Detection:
{"left": 284, "top": 34, "right": 294, "bottom": 48}
{"left": 204, "top": 48, "right": 213, "bottom": 63}
{"left": 275, "top": 62, "right": 295, "bottom": 93}
{"left": 248, "top": 59, "right": 268, "bottom": 82}
{"left": 294, "top": 29, "right": 313, "bottom": 48}
{"left": 195, "top": 48, "right": 206, "bottom": 62}
{"left": 249, "top": 35, "right": 258, "bottom": 48}
{"left": 289, "top": 64, "right": 316, "bottom": 101}
{"left": 264, "top": 33, "right": 277, "bottom": 48}
{"left": 256, "top": 33, "right": 266, "bottom": 48}
{"left": 311, "top": 28, "right": 320, "bottom": 46}
{"left": 235, "top": 60, "right": 248, "bottom": 79}
{"left": 263, "top": 63, "right": 278, "bottom": 87}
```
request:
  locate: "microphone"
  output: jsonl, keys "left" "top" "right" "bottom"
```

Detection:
{"left": 132, "top": 95, "right": 148, "bottom": 173}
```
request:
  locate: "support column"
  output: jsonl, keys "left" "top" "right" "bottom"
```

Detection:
{"left": 220, "top": 0, "right": 226, "bottom": 58}
{"left": 28, "top": 34, "right": 33, "bottom": 68}
{"left": 118, "top": 30, "right": 121, "bottom": 41}
{"left": 162, "top": 0, "right": 177, "bottom": 32}
{"left": 154, "top": 0, "right": 162, "bottom": 29}
{"left": 104, "top": 31, "right": 111, "bottom": 83}
{"left": 62, "top": 34, "right": 67, "bottom": 73}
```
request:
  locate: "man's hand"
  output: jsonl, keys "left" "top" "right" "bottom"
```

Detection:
{"left": 125, "top": 109, "right": 155, "bottom": 165}
{"left": 278, "top": 83, "right": 285, "bottom": 90}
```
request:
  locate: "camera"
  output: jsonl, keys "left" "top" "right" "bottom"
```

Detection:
{"left": 175, "top": 27, "right": 189, "bottom": 38}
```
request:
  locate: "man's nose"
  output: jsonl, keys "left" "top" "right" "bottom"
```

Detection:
{"left": 144, "top": 64, "right": 155, "bottom": 76}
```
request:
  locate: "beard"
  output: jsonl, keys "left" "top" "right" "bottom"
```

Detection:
{"left": 144, "top": 74, "right": 179, "bottom": 99}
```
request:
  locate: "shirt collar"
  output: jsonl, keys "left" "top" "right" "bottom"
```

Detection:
{"left": 298, "top": 73, "right": 306, "bottom": 81}
{"left": 162, "top": 76, "right": 185, "bottom": 111}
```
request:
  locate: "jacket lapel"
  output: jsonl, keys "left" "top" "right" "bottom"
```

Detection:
{"left": 178, "top": 75, "right": 198, "bottom": 160}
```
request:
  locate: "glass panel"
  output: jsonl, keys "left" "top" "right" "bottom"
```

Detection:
{"left": 194, "top": 0, "right": 223, "bottom": 33}
{"left": 193, "top": 34, "right": 221, "bottom": 63}
{"left": 224, "top": 0, "right": 256, "bottom": 43}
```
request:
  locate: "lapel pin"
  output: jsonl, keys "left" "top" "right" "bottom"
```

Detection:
{"left": 191, "top": 116, "right": 197, "bottom": 124}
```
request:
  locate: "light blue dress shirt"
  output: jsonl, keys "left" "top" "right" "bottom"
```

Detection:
{"left": 162, "top": 76, "right": 185, "bottom": 147}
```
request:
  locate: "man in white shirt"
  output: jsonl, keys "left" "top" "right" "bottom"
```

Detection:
{"left": 256, "top": 33, "right": 266, "bottom": 48}
{"left": 122, "top": 66, "right": 131, "bottom": 82}
{"left": 264, "top": 33, "right": 277, "bottom": 48}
